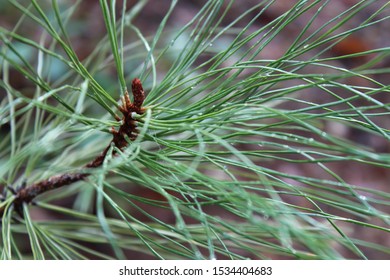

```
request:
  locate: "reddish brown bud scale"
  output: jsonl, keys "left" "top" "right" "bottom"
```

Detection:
{"left": 132, "top": 78, "right": 145, "bottom": 112}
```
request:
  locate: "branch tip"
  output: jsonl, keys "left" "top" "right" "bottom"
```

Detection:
{"left": 0, "top": 78, "right": 148, "bottom": 218}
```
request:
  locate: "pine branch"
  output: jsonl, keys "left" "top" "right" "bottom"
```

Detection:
{"left": 0, "top": 78, "right": 146, "bottom": 217}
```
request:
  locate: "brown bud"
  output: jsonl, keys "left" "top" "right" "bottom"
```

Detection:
{"left": 131, "top": 78, "right": 145, "bottom": 112}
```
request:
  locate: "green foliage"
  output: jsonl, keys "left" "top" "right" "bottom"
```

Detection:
{"left": 1, "top": 0, "right": 389, "bottom": 259}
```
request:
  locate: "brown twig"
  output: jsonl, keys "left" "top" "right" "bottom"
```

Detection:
{"left": 0, "top": 78, "right": 146, "bottom": 218}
